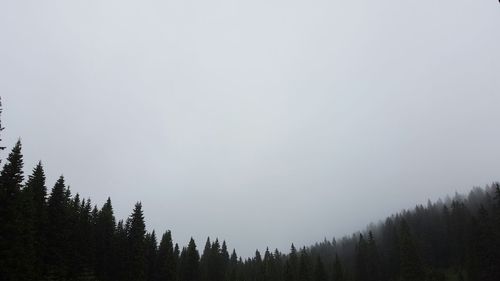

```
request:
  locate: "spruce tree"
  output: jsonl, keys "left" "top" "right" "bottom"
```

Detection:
{"left": 179, "top": 238, "right": 200, "bottom": 281}
{"left": 355, "top": 234, "right": 368, "bottom": 281}
{"left": 221, "top": 241, "right": 230, "bottom": 279}
{"left": 210, "top": 239, "right": 224, "bottom": 281}
{"left": 174, "top": 243, "right": 180, "bottom": 280}
{"left": 95, "top": 197, "right": 116, "bottom": 281}
{"left": 0, "top": 140, "right": 35, "bottom": 281}
{"left": 127, "top": 202, "right": 147, "bottom": 281}
{"left": 114, "top": 220, "right": 129, "bottom": 281}
{"left": 145, "top": 231, "right": 158, "bottom": 281}
{"left": 228, "top": 249, "right": 238, "bottom": 281}
{"left": 46, "top": 176, "right": 72, "bottom": 279}
{"left": 0, "top": 98, "right": 5, "bottom": 153}
{"left": 24, "top": 162, "right": 47, "bottom": 234}
{"left": 288, "top": 244, "right": 299, "bottom": 281}
{"left": 254, "top": 249, "right": 265, "bottom": 281}
{"left": 283, "top": 260, "right": 293, "bottom": 281}
{"left": 366, "top": 231, "right": 381, "bottom": 281}
{"left": 272, "top": 248, "right": 283, "bottom": 281}
{"left": 398, "top": 220, "right": 424, "bottom": 281}
{"left": 332, "top": 254, "right": 345, "bottom": 281}
{"left": 201, "top": 237, "right": 211, "bottom": 281}
{"left": 157, "top": 230, "right": 176, "bottom": 281}
{"left": 263, "top": 247, "right": 273, "bottom": 281}
{"left": 70, "top": 198, "right": 96, "bottom": 279}
{"left": 313, "top": 255, "right": 327, "bottom": 281}
{"left": 298, "top": 248, "right": 311, "bottom": 281}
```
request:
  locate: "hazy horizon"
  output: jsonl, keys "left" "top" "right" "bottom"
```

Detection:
{"left": 1, "top": 0, "right": 499, "bottom": 257}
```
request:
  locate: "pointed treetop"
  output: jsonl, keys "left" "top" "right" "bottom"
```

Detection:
{"left": 1, "top": 139, "right": 24, "bottom": 188}
{"left": 0, "top": 97, "right": 5, "bottom": 151}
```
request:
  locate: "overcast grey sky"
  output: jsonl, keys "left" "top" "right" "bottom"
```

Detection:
{"left": 1, "top": 0, "right": 499, "bottom": 257}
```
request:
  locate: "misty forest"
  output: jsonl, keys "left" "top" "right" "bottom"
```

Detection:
{"left": 0, "top": 100, "right": 499, "bottom": 281}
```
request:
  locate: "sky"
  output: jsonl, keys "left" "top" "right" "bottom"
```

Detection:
{"left": 1, "top": 0, "right": 499, "bottom": 257}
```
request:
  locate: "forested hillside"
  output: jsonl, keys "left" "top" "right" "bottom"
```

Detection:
{"left": 1, "top": 101, "right": 499, "bottom": 281}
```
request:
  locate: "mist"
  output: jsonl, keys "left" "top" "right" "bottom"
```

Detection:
{"left": 1, "top": 0, "right": 499, "bottom": 257}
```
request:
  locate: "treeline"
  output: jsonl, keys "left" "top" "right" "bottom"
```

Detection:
{"left": 1, "top": 102, "right": 500, "bottom": 281}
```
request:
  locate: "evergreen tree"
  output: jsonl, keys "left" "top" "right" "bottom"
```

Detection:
{"left": 468, "top": 205, "right": 500, "bottom": 281}
{"left": 70, "top": 198, "right": 96, "bottom": 278}
{"left": 355, "top": 234, "right": 368, "bottom": 281}
{"left": 263, "top": 247, "right": 273, "bottom": 281}
{"left": 145, "top": 231, "right": 158, "bottom": 281}
{"left": 299, "top": 248, "right": 312, "bottom": 281}
{"left": 398, "top": 220, "right": 424, "bottom": 281}
{"left": 272, "top": 248, "right": 283, "bottom": 281}
{"left": 179, "top": 238, "right": 200, "bottom": 281}
{"left": 288, "top": 244, "right": 299, "bottom": 281}
{"left": 332, "top": 254, "right": 345, "bottom": 281}
{"left": 127, "top": 202, "right": 146, "bottom": 281}
{"left": 210, "top": 239, "right": 225, "bottom": 281}
{"left": 174, "top": 243, "right": 180, "bottom": 280}
{"left": 283, "top": 260, "right": 293, "bottom": 281}
{"left": 254, "top": 249, "right": 265, "bottom": 281}
{"left": 221, "top": 241, "right": 230, "bottom": 279}
{"left": 366, "top": 231, "right": 381, "bottom": 281}
{"left": 127, "top": 202, "right": 147, "bottom": 281}
{"left": 24, "top": 162, "right": 47, "bottom": 244}
{"left": 0, "top": 98, "right": 5, "bottom": 153}
{"left": 46, "top": 176, "right": 72, "bottom": 279}
{"left": 228, "top": 249, "right": 238, "bottom": 281}
{"left": 95, "top": 197, "right": 116, "bottom": 281}
{"left": 0, "top": 140, "right": 35, "bottom": 281}
{"left": 313, "top": 255, "right": 327, "bottom": 281}
{"left": 201, "top": 237, "right": 211, "bottom": 281}
{"left": 157, "top": 230, "right": 177, "bottom": 281}
{"left": 114, "top": 220, "right": 129, "bottom": 281}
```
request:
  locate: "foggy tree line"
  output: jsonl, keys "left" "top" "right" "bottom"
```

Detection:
{"left": 1, "top": 100, "right": 500, "bottom": 281}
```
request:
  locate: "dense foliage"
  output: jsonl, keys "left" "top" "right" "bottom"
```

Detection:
{"left": 0, "top": 100, "right": 499, "bottom": 281}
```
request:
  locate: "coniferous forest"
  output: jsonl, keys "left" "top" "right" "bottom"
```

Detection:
{"left": 1, "top": 100, "right": 500, "bottom": 281}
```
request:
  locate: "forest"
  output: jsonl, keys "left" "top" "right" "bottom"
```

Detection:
{"left": 1, "top": 100, "right": 499, "bottom": 281}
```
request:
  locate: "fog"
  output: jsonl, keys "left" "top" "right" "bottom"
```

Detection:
{"left": 1, "top": 0, "right": 499, "bottom": 257}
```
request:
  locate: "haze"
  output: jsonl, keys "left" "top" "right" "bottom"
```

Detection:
{"left": 1, "top": 0, "right": 499, "bottom": 257}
